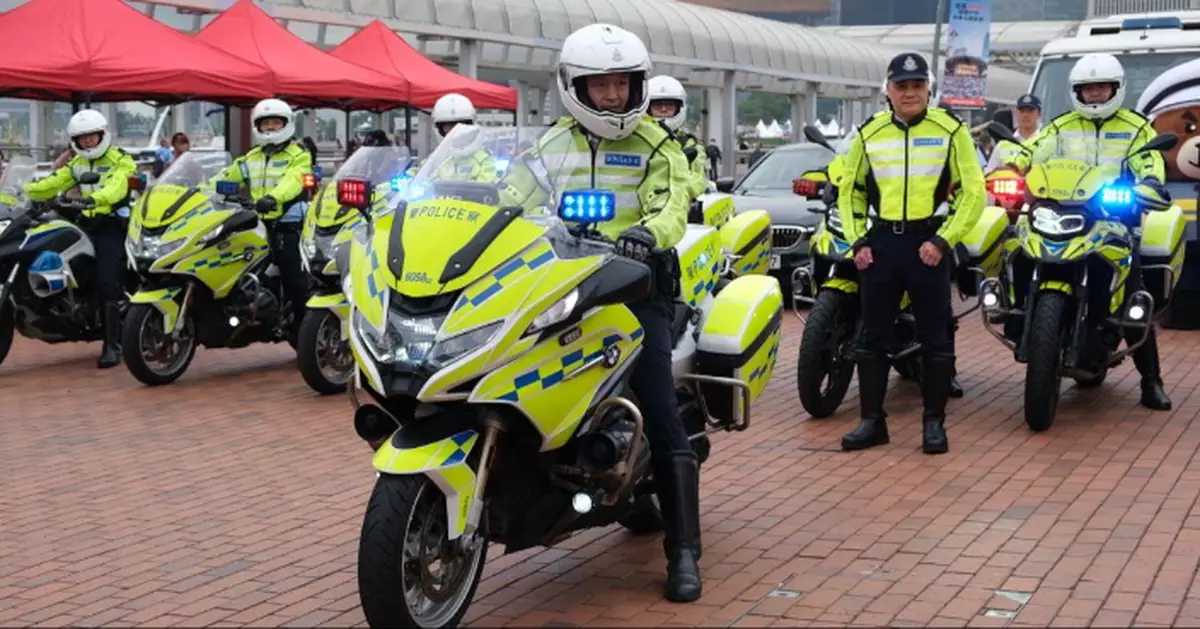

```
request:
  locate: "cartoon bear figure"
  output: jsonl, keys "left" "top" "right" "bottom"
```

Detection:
{"left": 1139, "top": 59, "right": 1200, "bottom": 328}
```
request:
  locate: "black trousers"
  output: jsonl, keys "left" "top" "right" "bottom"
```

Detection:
{"left": 84, "top": 217, "right": 127, "bottom": 303}
{"left": 628, "top": 298, "right": 691, "bottom": 460}
{"left": 858, "top": 226, "right": 953, "bottom": 359}
{"left": 268, "top": 224, "right": 308, "bottom": 314}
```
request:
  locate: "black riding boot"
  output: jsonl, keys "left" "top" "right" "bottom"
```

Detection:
{"left": 1130, "top": 327, "right": 1171, "bottom": 411}
{"left": 920, "top": 353, "right": 954, "bottom": 454}
{"left": 949, "top": 366, "right": 964, "bottom": 398}
{"left": 842, "top": 353, "right": 890, "bottom": 451}
{"left": 657, "top": 450, "right": 702, "bottom": 603}
{"left": 97, "top": 301, "right": 122, "bottom": 369}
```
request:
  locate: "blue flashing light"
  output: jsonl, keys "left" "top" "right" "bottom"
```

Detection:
{"left": 1101, "top": 185, "right": 1134, "bottom": 207}
{"left": 494, "top": 158, "right": 511, "bottom": 174}
{"left": 559, "top": 189, "right": 616, "bottom": 224}
{"left": 215, "top": 180, "right": 240, "bottom": 197}
{"left": 390, "top": 175, "right": 411, "bottom": 193}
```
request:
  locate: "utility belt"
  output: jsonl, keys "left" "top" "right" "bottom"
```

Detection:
{"left": 871, "top": 215, "right": 943, "bottom": 236}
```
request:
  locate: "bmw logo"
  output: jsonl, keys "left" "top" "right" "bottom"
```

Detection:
{"left": 603, "top": 345, "right": 621, "bottom": 367}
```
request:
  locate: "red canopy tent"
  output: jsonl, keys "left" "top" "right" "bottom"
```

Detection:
{"left": 330, "top": 20, "right": 518, "bottom": 111}
{"left": 194, "top": 0, "right": 410, "bottom": 110}
{"left": 0, "top": 0, "right": 274, "bottom": 103}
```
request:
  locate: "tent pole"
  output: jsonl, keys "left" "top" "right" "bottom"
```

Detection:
{"left": 404, "top": 105, "right": 412, "bottom": 149}
{"left": 224, "top": 106, "right": 231, "bottom": 152}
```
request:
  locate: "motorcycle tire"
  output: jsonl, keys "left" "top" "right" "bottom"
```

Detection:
{"left": 358, "top": 474, "right": 488, "bottom": 629}
{"left": 1025, "top": 292, "right": 1067, "bottom": 432}
{"left": 121, "top": 304, "right": 197, "bottom": 387}
{"left": 0, "top": 302, "right": 13, "bottom": 369}
{"left": 297, "top": 309, "right": 351, "bottom": 395}
{"left": 796, "top": 289, "right": 856, "bottom": 419}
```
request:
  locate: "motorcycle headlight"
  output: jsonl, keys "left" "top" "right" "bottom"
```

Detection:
{"left": 0, "top": 219, "right": 11, "bottom": 238}
{"left": 354, "top": 309, "right": 443, "bottom": 366}
{"left": 527, "top": 289, "right": 579, "bottom": 334}
{"left": 428, "top": 321, "right": 503, "bottom": 368}
{"left": 135, "top": 234, "right": 184, "bottom": 260}
{"left": 1031, "top": 207, "right": 1086, "bottom": 237}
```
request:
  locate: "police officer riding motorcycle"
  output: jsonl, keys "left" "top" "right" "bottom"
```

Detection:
{"left": 214, "top": 98, "right": 313, "bottom": 336}
{"left": 500, "top": 24, "right": 703, "bottom": 603}
{"left": 998, "top": 53, "right": 1173, "bottom": 411}
{"left": 25, "top": 109, "right": 137, "bottom": 368}
{"left": 838, "top": 53, "right": 986, "bottom": 455}
{"left": 648, "top": 75, "right": 710, "bottom": 200}
{"left": 429, "top": 93, "right": 500, "bottom": 182}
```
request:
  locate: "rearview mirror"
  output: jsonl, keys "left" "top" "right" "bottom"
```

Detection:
{"left": 715, "top": 177, "right": 735, "bottom": 193}
{"left": 987, "top": 121, "right": 1019, "bottom": 144}
{"left": 803, "top": 125, "right": 833, "bottom": 151}
{"left": 1134, "top": 133, "right": 1179, "bottom": 155}
{"left": 77, "top": 172, "right": 100, "bottom": 185}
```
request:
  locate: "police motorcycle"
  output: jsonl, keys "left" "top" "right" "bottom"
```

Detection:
{"left": 0, "top": 157, "right": 146, "bottom": 369}
{"left": 978, "top": 124, "right": 1182, "bottom": 432}
{"left": 341, "top": 126, "right": 783, "bottom": 628}
{"left": 790, "top": 125, "right": 1011, "bottom": 418}
{"left": 297, "top": 146, "right": 412, "bottom": 394}
{"left": 121, "top": 151, "right": 297, "bottom": 386}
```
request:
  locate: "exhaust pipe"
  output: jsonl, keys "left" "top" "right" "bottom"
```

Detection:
{"left": 354, "top": 404, "right": 397, "bottom": 451}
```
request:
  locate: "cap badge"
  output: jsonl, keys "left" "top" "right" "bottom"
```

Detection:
{"left": 903, "top": 56, "right": 918, "bottom": 71}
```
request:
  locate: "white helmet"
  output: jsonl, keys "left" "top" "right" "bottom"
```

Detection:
{"left": 432, "top": 93, "right": 476, "bottom": 138}
{"left": 557, "top": 23, "right": 652, "bottom": 141}
{"left": 1069, "top": 53, "right": 1125, "bottom": 120}
{"left": 251, "top": 98, "right": 295, "bottom": 146}
{"left": 648, "top": 75, "right": 687, "bottom": 132}
{"left": 67, "top": 110, "right": 110, "bottom": 160}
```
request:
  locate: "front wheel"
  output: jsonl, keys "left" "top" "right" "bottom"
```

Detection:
{"left": 795, "top": 289, "right": 857, "bottom": 419}
{"left": 0, "top": 301, "right": 13, "bottom": 369}
{"left": 121, "top": 304, "right": 197, "bottom": 386}
{"left": 358, "top": 474, "right": 488, "bottom": 629}
{"left": 297, "top": 309, "right": 353, "bottom": 395}
{"left": 1025, "top": 292, "right": 1068, "bottom": 432}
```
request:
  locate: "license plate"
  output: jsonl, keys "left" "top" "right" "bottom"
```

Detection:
{"left": 768, "top": 254, "right": 781, "bottom": 270}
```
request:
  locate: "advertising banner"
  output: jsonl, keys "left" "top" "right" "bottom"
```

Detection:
{"left": 941, "top": 0, "right": 992, "bottom": 109}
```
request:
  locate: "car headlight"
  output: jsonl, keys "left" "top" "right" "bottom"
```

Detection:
{"left": 527, "top": 289, "right": 579, "bottom": 334}
{"left": 826, "top": 210, "right": 843, "bottom": 232}
{"left": 354, "top": 309, "right": 442, "bottom": 365}
{"left": 1031, "top": 207, "right": 1086, "bottom": 237}
{"left": 428, "top": 321, "right": 503, "bottom": 368}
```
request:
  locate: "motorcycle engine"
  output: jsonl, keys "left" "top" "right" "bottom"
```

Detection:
{"left": 230, "top": 271, "right": 279, "bottom": 323}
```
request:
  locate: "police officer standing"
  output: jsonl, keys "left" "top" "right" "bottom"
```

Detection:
{"left": 986, "top": 94, "right": 1041, "bottom": 173}
{"left": 836, "top": 53, "right": 986, "bottom": 454}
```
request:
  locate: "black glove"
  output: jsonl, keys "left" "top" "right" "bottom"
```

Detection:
{"left": 616, "top": 225, "right": 657, "bottom": 262}
{"left": 254, "top": 195, "right": 278, "bottom": 216}
{"left": 80, "top": 196, "right": 96, "bottom": 208}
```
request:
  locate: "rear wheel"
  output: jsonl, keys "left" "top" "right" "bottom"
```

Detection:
{"left": 1025, "top": 292, "right": 1068, "bottom": 432}
{"left": 619, "top": 490, "right": 664, "bottom": 535}
{"left": 297, "top": 309, "right": 353, "bottom": 395}
{"left": 795, "top": 289, "right": 857, "bottom": 418}
{"left": 121, "top": 304, "right": 196, "bottom": 386}
{"left": 358, "top": 474, "right": 488, "bottom": 629}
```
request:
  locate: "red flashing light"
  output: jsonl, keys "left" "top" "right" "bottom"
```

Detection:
{"left": 793, "top": 178, "right": 821, "bottom": 198}
{"left": 337, "top": 179, "right": 370, "bottom": 209}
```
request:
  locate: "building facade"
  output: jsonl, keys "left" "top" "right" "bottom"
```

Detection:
{"left": 683, "top": 0, "right": 1088, "bottom": 24}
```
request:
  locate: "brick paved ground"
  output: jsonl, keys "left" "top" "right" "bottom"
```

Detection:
{"left": 2, "top": 306, "right": 1200, "bottom": 627}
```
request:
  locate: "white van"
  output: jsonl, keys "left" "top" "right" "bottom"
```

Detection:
{"left": 1029, "top": 12, "right": 1200, "bottom": 120}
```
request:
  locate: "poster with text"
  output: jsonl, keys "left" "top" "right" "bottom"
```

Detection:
{"left": 941, "top": 0, "right": 992, "bottom": 109}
